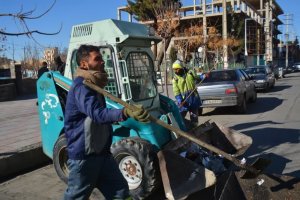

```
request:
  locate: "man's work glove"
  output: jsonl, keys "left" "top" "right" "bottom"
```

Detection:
{"left": 175, "top": 94, "right": 187, "bottom": 108}
{"left": 123, "top": 105, "right": 150, "bottom": 123}
{"left": 175, "top": 95, "right": 183, "bottom": 106}
{"left": 179, "top": 106, "right": 188, "bottom": 113}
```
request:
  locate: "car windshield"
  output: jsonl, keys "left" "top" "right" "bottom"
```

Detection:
{"left": 203, "top": 70, "right": 237, "bottom": 82}
{"left": 245, "top": 67, "right": 266, "bottom": 75}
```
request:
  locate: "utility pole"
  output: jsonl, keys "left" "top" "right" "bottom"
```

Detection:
{"left": 244, "top": 18, "right": 249, "bottom": 67}
{"left": 222, "top": 0, "right": 228, "bottom": 69}
{"left": 284, "top": 14, "right": 293, "bottom": 67}
{"left": 285, "top": 33, "right": 289, "bottom": 68}
{"left": 12, "top": 42, "right": 15, "bottom": 63}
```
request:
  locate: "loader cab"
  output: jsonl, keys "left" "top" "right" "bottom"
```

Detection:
{"left": 67, "top": 46, "right": 158, "bottom": 105}
{"left": 64, "top": 19, "right": 162, "bottom": 109}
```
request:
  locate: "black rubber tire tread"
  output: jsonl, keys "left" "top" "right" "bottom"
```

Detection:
{"left": 198, "top": 107, "right": 203, "bottom": 116}
{"left": 236, "top": 96, "right": 247, "bottom": 114}
{"left": 53, "top": 134, "right": 68, "bottom": 183}
{"left": 111, "top": 137, "right": 161, "bottom": 200}
{"left": 250, "top": 90, "right": 257, "bottom": 103}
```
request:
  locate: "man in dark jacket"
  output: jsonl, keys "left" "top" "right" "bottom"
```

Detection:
{"left": 54, "top": 56, "right": 65, "bottom": 75}
{"left": 64, "top": 45, "right": 149, "bottom": 200}
{"left": 37, "top": 61, "right": 48, "bottom": 78}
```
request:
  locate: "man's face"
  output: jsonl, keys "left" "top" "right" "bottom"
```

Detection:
{"left": 174, "top": 68, "right": 184, "bottom": 76}
{"left": 85, "top": 51, "right": 105, "bottom": 72}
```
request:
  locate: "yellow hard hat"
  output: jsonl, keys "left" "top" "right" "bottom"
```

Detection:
{"left": 172, "top": 61, "right": 183, "bottom": 69}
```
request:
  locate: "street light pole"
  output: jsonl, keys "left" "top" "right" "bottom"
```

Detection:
{"left": 244, "top": 18, "right": 250, "bottom": 67}
{"left": 285, "top": 33, "right": 289, "bottom": 68}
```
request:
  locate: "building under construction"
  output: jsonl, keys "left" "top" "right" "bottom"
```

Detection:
{"left": 118, "top": 0, "right": 284, "bottom": 68}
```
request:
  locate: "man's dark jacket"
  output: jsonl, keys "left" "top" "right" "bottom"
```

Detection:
{"left": 64, "top": 77, "right": 124, "bottom": 159}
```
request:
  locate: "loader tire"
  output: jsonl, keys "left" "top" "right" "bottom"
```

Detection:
{"left": 111, "top": 138, "right": 161, "bottom": 200}
{"left": 53, "top": 134, "right": 69, "bottom": 183}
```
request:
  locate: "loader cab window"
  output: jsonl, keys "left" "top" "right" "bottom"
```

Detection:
{"left": 126, "top": 52, "right": 157, "bottom": 101}
{"left": 70, "top": 47, "right": 118, "bottom": 96}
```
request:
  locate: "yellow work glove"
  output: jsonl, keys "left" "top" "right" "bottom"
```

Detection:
{"left": 123, "top": 105, "right": 150, "bottom": 123}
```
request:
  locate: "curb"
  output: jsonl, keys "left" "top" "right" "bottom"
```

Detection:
{"left": 0, "top": 142, "right": 51, "bottom": 180}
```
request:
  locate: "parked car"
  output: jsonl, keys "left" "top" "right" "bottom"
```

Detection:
{"left": 197, "top": 69, "right": 257, "bottom": 114}
{"left": 293, "top": 63, "right": 300, "bottom": 71}
{"left": 273, "top": 65, "right": 284, "bottom": 79}
{"left": 244, "top": 66, "right": 275, "bottom": 91}
{"left": 285, "top": 65, "right": 296, "bottom": 74}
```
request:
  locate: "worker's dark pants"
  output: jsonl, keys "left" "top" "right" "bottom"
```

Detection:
{"left": 181, "top": 107, "right": 199, "bottom": 126}
{"left": 64, "top": 154, "right": 130, "bottom": 200}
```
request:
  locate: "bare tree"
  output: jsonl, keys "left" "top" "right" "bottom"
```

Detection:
{"left": 22, "top": 43, "right": 42, "bottom": 77}
{"left": 0, "top": 29, "right": 7, "bottom": 53}
{"left": 173, "top": 24, "right": 240, "bottom": 70}
{"left": 0, "top": 0, "right": 61, "bottom": 38}
{"left": 153, "top": 2, "right": 180, "bottom": 96}
{"left": 174, "top": 23, "right": 205, "bottom": 62}
{"left": 58, "top": 47, "right": 68, "bottom": 63}
{"left": 154, "top": 2, "right": 180, "bottom": 69}
{"left": 127, "top": 0, "right": 181, "bottom": 62}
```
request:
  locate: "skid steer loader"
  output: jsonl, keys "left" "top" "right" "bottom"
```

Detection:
{"left": 37, "top": 19, "right": 253, "bottom": 199}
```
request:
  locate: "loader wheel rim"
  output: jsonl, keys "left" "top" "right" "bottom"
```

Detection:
{"left": 119, "top": 155, "right": 142, "bottom": 190}
{"left": 58, "top": 146, "right": 69, "bottom": 176}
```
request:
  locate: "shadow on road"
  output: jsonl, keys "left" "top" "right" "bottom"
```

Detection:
{"left": 284, "top": 73, "right": 300, "bottom": 78}
{"left": 231, "top": 120, "right": 282, "bottom": 130}
{"left": 15, "top": 94, "right": 37, "bottom": 100}
{"left": 202, "top": 97, "right": 283, "bottom": 116}
{"left": 230, "top": 125, "right": 300, "bottom": 177}
{"left": 268, "top": 85, "right": 292, "bottom": 93}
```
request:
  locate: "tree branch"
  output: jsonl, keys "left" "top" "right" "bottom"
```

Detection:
{"left": 0, "top": 0, "right": 60, "bottom": 37}
{"left": 0, "top": 25, "right": 62, "bottom": 36}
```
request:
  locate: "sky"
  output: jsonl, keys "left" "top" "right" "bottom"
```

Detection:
{"left": 1, "top": 0, "right": 299, "bottom": 61}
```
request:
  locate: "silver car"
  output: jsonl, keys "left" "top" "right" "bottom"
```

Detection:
{"left": 197, "top": 69, "right": 257, "bottom": 114}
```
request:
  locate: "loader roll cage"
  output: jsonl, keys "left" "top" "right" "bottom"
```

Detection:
{"left": 125, "top": 51, "right": 157, "bottom": 102}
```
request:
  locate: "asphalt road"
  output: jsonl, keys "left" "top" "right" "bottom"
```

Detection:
{"left": 1, "top": 72, "right": 300, "bottom": 199}
{"left": 199, "top": 72, "right": 300, "bottom": 177}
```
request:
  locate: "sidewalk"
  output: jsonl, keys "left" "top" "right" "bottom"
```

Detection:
{"left": 0, "top": 95, "right": 40, "bottom": 154}
{"left": 0, "top": 95, "right": 50, "bottom": 180}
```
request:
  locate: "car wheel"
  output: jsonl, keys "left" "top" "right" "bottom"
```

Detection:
{"left": 198, "top": 107, "right": 203, "bottom": 116}
{"left": 111, "top": 138, "right": 161, "bottom": 199}
{"left": 264, "top": 84, "right": 270, "bottom": 92}
{"left": 250, "top": 91, "right": 257, "bottom": 103}
{"left": 53, "top": 134, "right": 69, "bottom": 183}
{"left": 271, "top": 81, "right": 275, "bottom": 89}
{"left": 236, "top": 96, "right": 247, "bottom": 114}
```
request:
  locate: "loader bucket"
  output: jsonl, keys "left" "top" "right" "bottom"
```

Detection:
{"left": 164, "top": 121, "right": 252, "bottom": 157}
{"left": 157, "top": 150, "right": 216, "bottom": 200}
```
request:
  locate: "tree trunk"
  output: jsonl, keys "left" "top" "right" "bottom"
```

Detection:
{"left": 157, "top": 37, "right": 172, "bottom": 97}
{"left": 156, "top": 37, "right": 172, "bottom": 67}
